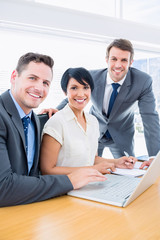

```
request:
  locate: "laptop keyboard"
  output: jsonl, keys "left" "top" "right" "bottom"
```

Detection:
{"left": 100, "top": 174, "right": 140, "bottom": 199}
{"left": 68, "top": 173, "right": 142, "bottom": 206}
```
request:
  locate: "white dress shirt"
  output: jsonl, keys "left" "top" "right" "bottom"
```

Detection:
{"left": 42, "top": 104, "right": 99, "bottom": 167}
{"left": 103, "top": 72, "right": 126, "bottom": 115}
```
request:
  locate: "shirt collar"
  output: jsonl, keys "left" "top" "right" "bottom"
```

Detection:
{"left": 64, "top": 104, "right": 90, "bottom": 123}
{"left": 9, "top": 90, "right": 32, "bottom": 119}
{"left": 107, "top": 72, "right": 126, "bottom": 86}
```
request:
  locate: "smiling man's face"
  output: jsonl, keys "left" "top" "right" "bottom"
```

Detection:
{"left": 106, "top": 46, "right": 133, "bottom": 82}
{"left": 11, "top": 61, "right": 52, "bottom": 114}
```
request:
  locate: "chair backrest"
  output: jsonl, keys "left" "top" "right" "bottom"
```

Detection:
{"left": 37, "top": 113, "right": 49, "bottom": 134}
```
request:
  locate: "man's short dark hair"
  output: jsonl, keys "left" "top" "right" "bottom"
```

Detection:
{"left": 16, "top": 52, "right": 54, "bottom": 75}
{"left": 106, "top": 39, "right": 134, "bottom": 61}
{"left": 61, "top": 67, "right": 94, "bottom": 93}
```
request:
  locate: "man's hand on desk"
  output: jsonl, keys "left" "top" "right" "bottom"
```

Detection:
{"left": 39, "top": 108, "right": 58, "bottom": 118}
{"left": 67, "top": 169, "right": 107, "bottom": 190}
{"left": 140, "top": 158, "right": 154, "bottom": 169}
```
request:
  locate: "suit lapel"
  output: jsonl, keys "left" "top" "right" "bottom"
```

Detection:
{"left": 109, "top": 69, "right": 132, "bottom": 119}
{"left": 93, "top": 69, "right": 107, "bottom": 112}
{"left": 1, "top": 91, "right": 26, "bottom": 149}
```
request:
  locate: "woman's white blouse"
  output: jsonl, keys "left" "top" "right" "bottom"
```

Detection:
{"left": 42, "top": 104, "right": 100, "bottom": 167}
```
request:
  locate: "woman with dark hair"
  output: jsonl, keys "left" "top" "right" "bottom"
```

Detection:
{"left": 40, "top": 67, "right": 136, "bottom": 175}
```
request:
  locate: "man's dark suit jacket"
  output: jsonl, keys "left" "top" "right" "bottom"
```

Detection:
{"left": 0, "top": 90, "right": 73, "bottom": 207}
{"left": 89, "top": 67, "right": 160, "bottom": 156}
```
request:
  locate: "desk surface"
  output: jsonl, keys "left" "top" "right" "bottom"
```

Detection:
{"left": 1, "top": 177, "right": 160, "bottom": 240}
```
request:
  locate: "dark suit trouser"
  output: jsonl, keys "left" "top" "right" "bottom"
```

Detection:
{"left": 98, "top": 136, "right": 125, "bottom": 158}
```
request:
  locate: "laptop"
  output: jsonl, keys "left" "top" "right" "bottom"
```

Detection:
{"left": 68, "top": 151, "right": 160, "bottom": 207}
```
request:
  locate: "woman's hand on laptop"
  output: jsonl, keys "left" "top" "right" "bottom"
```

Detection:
{"left": 93, "top": 161, "right": 116, "bottom": 174}
{"left": 114, "top": 156, "right": 137, "bottom": 169}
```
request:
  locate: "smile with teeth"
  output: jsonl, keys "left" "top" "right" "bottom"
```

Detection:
{"left": 114, "top": 69, "right": 122, "bottom": 73}
{"left": 75, "top": 99, "right": 86, "bottom": 103}
{"left": 29, "top": 92, "right": 42, "bottom": 98}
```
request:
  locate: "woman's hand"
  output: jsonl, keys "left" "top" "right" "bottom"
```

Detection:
{"left": 114, "top": 156, "right": 137, "bottom": 169}
{"left": 93, "top": 161, "right": 116, "bottom": 174}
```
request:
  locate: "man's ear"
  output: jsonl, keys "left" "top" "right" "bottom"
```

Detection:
{"left": 10, "top": 70, "right": 17, "bottom": 84}
{"left": 130, "top": 59, "right": 134, "bottom": 66}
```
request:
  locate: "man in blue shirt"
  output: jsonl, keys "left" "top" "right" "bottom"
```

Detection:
{"left": 0, "top": 52, "right": 106, "bottom": 207}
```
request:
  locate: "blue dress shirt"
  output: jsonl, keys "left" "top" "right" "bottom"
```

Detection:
{"left": 9, "top": 91, "right": 36, "bottom": 173}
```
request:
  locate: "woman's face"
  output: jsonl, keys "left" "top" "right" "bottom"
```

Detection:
{"left": 66, "top": 77, "right": 91, "bottom": 113}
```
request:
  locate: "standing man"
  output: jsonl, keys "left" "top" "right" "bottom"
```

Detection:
{"left": 0, "top": 52, "right": 106, "bottom": 207}
{"left": 57, "top": 39, "right": 160, "bottom": 159}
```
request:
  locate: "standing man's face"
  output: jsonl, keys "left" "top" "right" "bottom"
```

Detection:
{"left": 106, "top": 47, "right": 133, "bottom": 82}
{"left": 11, "top": 61, "right": 52, "bottom": 114}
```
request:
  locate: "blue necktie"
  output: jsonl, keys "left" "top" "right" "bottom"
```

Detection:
{"left": 22, "top": 116, "right": 30, "bottom": 154}
{"left": 105, "top": 83, "right": 120, "bottom": 139}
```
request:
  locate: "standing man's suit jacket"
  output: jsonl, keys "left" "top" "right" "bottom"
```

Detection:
{"left": 0, "top": 90, "right": 73, "bottom": 207}
{"left": 89, "top": 67, "right": 160, "bottom": 156}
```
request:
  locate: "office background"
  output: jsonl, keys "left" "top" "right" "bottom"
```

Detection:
{"left": 1, "top": 0, "right": 160, "bottom": 157}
